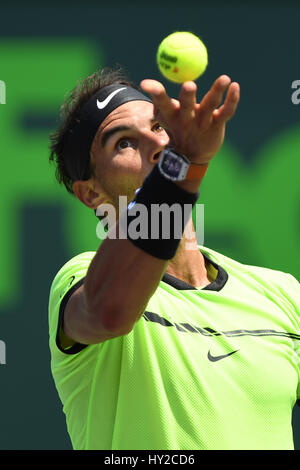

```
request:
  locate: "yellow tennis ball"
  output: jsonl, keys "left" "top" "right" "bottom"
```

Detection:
{"left": 156, "top": 31, "right": 208, "bottom": 83}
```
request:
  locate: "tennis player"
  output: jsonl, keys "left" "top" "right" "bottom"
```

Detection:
{"left": 48, "top": 67, "right": 300, "bottom": 450}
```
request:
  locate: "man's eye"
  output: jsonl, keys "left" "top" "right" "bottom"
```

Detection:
{"left": 116, "top": 138, "right": 134, "bottom": 150}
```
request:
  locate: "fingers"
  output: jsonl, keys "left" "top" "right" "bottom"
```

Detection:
{"left": 178, "top": 81, "right": 197, "bottom": 120}
{"left": 212, "top": 82, "right": 240, "bottom": 123}
{"left": 140, "top": 79, "right": 175, "bottom": 121}
{"left": 196, "top": 75, "right": 232, "bottom": 126}
{"left": 140, "top": 79, "right": 197, "bottom": 122}
{"left": 200, "top": 75, "right": 231, "bottom": 110}
{"left": 141, "top": 75, "right": 240, "bottom": 133}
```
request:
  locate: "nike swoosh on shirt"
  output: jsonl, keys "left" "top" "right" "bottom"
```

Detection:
{"left": 68, "top": 275, "right": 76, "bottom": 287}
{"left": 59, "top": 275, "right": 76, "bottom": 298}
{"left": 207, "top": 349, "right": 239, "bottom": 362}
{"left": 96, "top": 87, "right": 126, "bottom": 109}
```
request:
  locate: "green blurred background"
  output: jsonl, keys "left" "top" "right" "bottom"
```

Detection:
{"left": 0, "top": 1, "right": 299, "bottom": 449}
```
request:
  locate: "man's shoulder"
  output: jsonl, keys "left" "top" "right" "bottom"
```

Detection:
{"left": 48, "top": 251, "right": 97, "bottom": 353}
{"left": 200, "top": 245, "right": 299, "bottom": 306}
{"left": 48, "top": 251, "right": 96, "bottom": 311}
{"left": 200, "top": 245, "right": 298, "bottom": 281}
{"left": 51, "top": 251, "right": 96, "bottom": 286}
{"left": 54, "top": 251, "right": 96, "bottom": 276}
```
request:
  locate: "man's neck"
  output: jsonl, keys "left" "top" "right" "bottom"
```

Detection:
{"left": 166, "top": 219, "right": 212, "bottom": 288}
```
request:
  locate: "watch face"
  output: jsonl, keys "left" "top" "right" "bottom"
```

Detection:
{"left": 161, "top": 153, "right": 182, "bottom": 178}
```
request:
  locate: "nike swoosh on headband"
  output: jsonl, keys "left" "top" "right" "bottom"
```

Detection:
{"left": 96, "top": 87, "right": 127, "bottom": 109}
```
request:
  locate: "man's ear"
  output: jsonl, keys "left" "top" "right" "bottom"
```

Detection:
{"left": 72, "top": 179, "right": 110, "bottom": 209}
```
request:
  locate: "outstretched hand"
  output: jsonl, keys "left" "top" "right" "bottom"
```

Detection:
{"left": 140, "top": 75, "right": 240, "bottom": 165}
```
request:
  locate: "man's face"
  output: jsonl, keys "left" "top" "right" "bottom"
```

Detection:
{"left": 90, "top": 100, "right": 170, "bottom": 207}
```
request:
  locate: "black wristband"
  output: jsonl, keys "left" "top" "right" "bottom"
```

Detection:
{"left": 121, "top": 165, "right": 199, "bottom": 260}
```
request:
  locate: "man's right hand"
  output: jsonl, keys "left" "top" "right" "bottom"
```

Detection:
{"left": 140, "top": 75, "right": 240, "bottom": 166}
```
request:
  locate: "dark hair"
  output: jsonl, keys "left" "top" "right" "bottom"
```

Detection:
{"left": 49, "top": 66, "right": 137, "bottom": 195}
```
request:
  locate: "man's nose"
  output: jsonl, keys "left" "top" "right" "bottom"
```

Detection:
{"left": 145, "top": 131, "right": 170, "bottom": 165}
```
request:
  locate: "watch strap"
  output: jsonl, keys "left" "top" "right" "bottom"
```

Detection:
{"left": 186, "top": 162, "right": 209, "bottom": 180}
